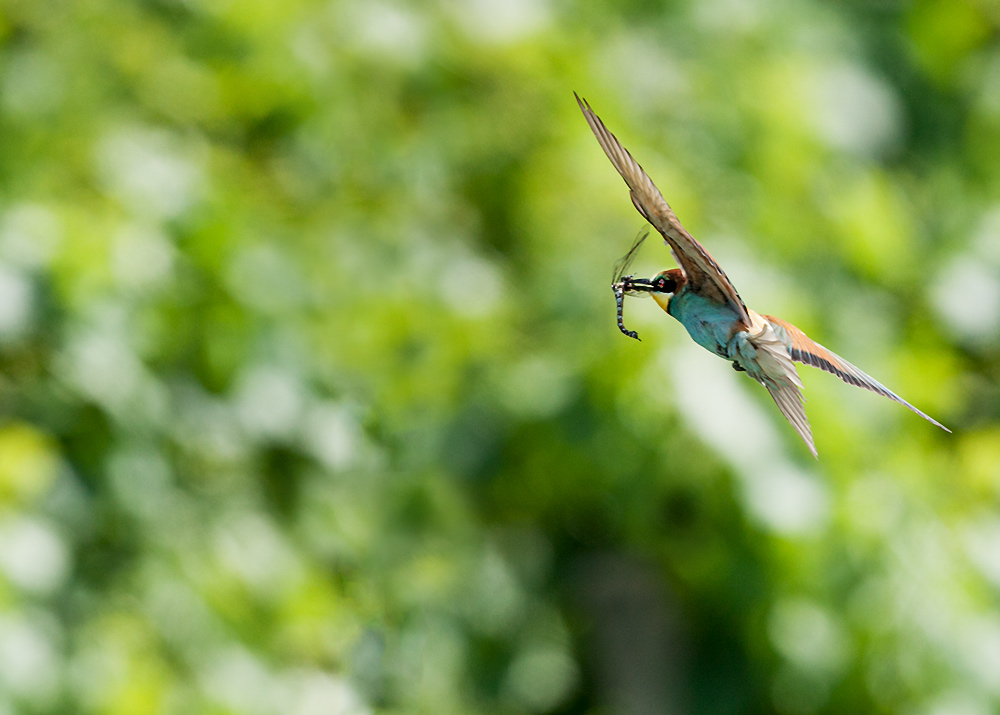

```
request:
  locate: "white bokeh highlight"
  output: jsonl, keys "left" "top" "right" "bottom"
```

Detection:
{"left": 665, "top": 342, "right": 829, "bottom": 534}
{"left": 0, "top": 516, "right": 69, "bottom": 596}
{"left": 811, "top": 63, "right": 903, "bottom": 158}
{"left": 96, "top": 127, "right": 204, "bottom": 220}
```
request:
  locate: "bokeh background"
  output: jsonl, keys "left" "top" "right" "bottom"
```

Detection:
{"left": 0, "top": 0, "right": 998, "bottom": 713}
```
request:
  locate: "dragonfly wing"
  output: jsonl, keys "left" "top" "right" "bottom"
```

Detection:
{"left": 612, "top": 229, "right": 649, "bottom": 283}
{"left": 576, "top": 93, "right": 750, "bottom": 327}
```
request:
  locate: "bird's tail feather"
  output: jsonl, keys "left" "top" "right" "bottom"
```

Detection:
{"left": 749, "top": 319, "right": 817, "bottom": 458}
{"left": 764, "top": 381, "right": 817, "bottom": 458}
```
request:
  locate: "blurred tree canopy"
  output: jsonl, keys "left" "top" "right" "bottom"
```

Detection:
{"left": 0, "top": 0, "right": 998, "bottom": 713}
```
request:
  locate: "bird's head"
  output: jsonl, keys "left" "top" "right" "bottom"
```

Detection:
{"left": 648, "top": 268, "right": 685, "bottom": 312}
{"left": 649, "top": 269, "right": 683, "bottom": 294}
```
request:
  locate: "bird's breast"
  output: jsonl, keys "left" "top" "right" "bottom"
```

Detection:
{"left": 664, "top": 289, "right": 743, "bottom": 359}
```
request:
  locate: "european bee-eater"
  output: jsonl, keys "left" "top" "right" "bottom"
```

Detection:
{"left": 577, "top": 93, "right": 949, "bottom": 457}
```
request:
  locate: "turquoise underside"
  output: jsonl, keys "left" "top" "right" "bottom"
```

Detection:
{"left": 667, "top": 287, "right": 745, "bottom": 360}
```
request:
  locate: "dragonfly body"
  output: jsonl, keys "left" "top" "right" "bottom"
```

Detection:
{"left": 580, "top": 93, "right": 950, "bottom": 457}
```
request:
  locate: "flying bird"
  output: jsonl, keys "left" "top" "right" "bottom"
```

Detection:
{"left": 576, "top": 92, "right": 949, "bottom": 457}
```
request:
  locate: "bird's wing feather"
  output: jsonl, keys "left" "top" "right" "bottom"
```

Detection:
{"left": 744, "top": 312, "right": 817, "bottom": 457}
{"left": 764, "top": 314, "right": 950, "bottom": 433}
{"left": 575, "top": 93, "right": 750, "bottom": 326}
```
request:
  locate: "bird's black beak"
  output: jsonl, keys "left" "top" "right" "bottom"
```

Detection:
{"left": 619, "top": 277, "right": 654, "bottom": 293}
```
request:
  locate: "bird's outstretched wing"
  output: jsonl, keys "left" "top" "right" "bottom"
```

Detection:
{"left": 575, "top": 93, "right": 750, "bottom": 326}
{"left": 764, "top": 314, "right": 950, "bottom": 432}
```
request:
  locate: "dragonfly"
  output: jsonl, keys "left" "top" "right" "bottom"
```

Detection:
{"left": 578, "top": 92, "right": 950, "bottom": 456}
{"left": 611, "top": 229, "right": 655, "bottom": 340}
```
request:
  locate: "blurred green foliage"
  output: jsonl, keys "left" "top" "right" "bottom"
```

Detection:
{"left": 0, "top": 0, "right": 998, "bottom": 713}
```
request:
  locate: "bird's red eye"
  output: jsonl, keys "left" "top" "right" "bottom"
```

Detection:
{"left": 653, "top": 276, "right": 676, "bottom": 293}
